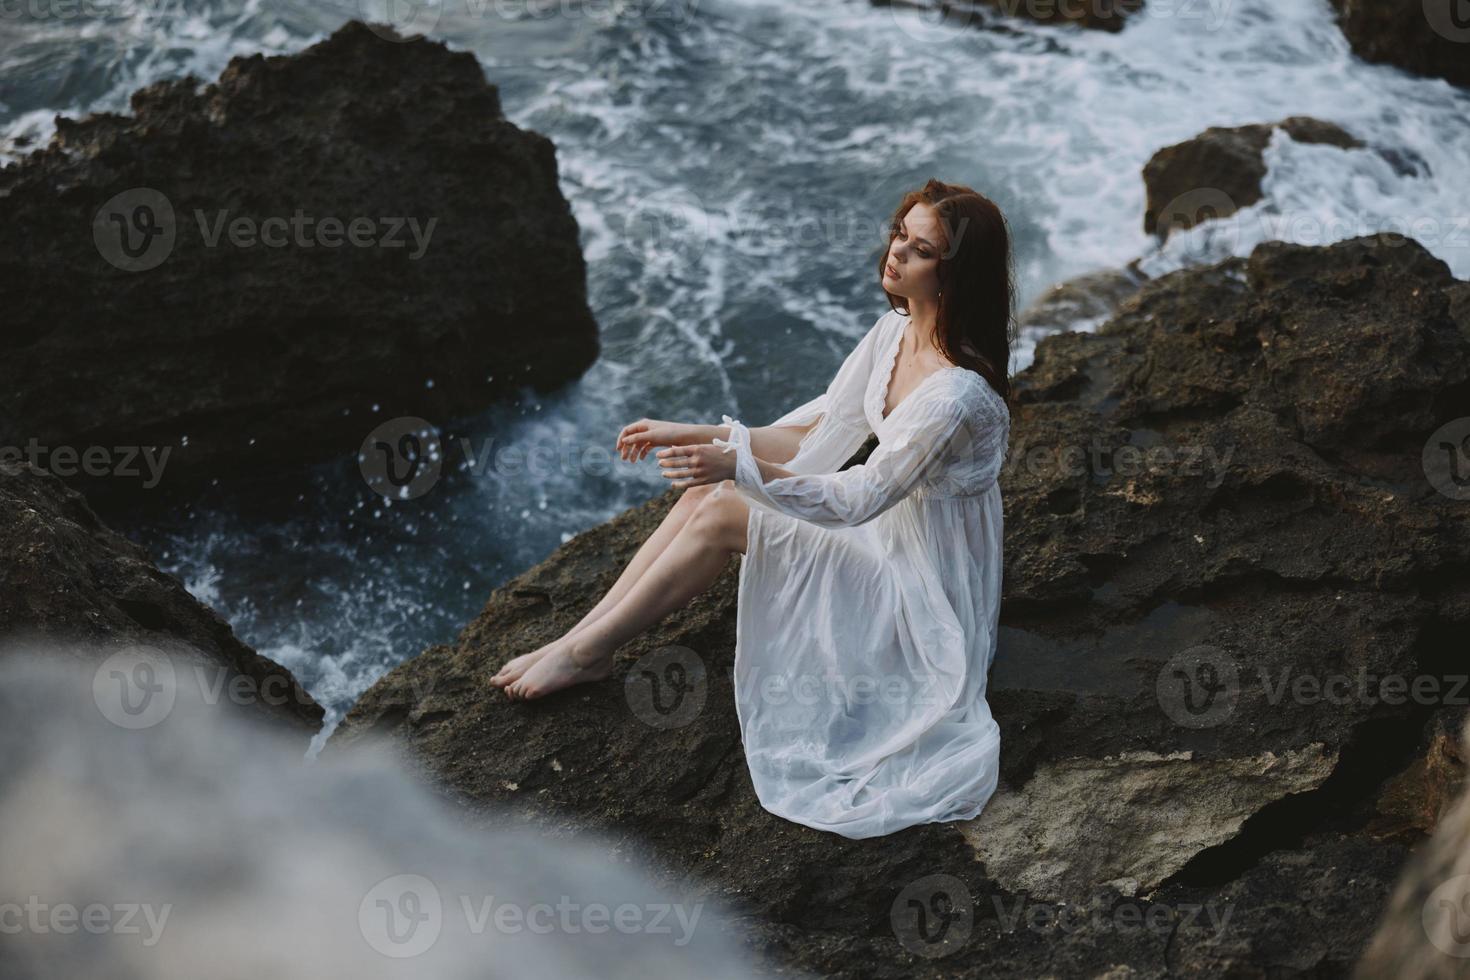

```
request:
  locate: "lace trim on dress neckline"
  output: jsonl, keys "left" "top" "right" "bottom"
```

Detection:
{"left": 875, "top": 313, "right": 967, "bottom": 422}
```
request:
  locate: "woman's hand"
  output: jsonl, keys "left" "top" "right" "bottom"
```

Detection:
{"left": 655, "top": 443, "right": 736, "bottom": 489}
{"left": 616, "top": 419, "right": 704, "bottom": 462}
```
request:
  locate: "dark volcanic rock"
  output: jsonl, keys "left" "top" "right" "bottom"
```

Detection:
{"left": 0, "top": 21, "right": 598, "bottom": 500}
{"left": 1143, "top": 116, "right": 1363, "bottom": 238}
{"left": 1330, "top": 0, "right": 1470, "bottom": 89}
{"left": 1449, "top": 279, "right": 1470, "bottom": 343}
{"left": 328, "top": 235, "right": 1470, "bottom": 975}
{"left": 0, "top": 460, "right": 322, "bottom": 736}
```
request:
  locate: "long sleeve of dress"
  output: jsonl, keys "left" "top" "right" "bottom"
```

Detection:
{"left": 733, "top": 315, "right": 889, "bottom": 476}
{"left": 761, "top": 391, "right": 856, "bottom": 474}
{"left": 714, "top": 388, "right": 970, "bottom": 528}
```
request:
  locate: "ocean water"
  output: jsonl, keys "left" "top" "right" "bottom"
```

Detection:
{"left": 4, "top": 0, "right": 1467, "bottom": 748}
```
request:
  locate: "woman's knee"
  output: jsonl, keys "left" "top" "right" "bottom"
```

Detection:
{"left": 672, "top": 482, "right": 718, "bottom": 511}
{"left": 688, "top": 486, "right": 747, "bottom": 550}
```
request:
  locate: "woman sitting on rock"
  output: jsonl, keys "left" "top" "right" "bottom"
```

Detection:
{"left": 490, "top": 178, "right": 1015, "bottom": 839}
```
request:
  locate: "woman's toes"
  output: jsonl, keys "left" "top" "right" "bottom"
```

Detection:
{"left": 507, "top": 645, "right": 612, "bottom": 701}
{"left": 490, "top": 649, "right": 544, "bottom": 688}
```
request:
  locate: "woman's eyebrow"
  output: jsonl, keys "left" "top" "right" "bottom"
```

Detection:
{"left": 901, "top": 218, "right": 935, "bottom": 249}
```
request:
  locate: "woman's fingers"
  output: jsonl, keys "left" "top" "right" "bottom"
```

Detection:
{"left": 620, "top": 430, "right": 643, "bottom": 460}
{"left": 657, "top": 446, "right": 686, "bottom": 479}
{"left": 616, "top": 421, "right": 650, "bottom": 460}
{"left": 657, "top": 446, "right": 707, "bottom": 486}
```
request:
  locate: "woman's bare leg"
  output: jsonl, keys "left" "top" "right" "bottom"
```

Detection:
{"left": 489, "top": 483, "right": 721, "bottom": 687}
{"left": 504, "top": 486, "right": 749, "bottom": 700}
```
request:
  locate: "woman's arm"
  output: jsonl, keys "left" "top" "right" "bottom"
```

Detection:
{"left": 687, "top": 388, "right": 825, "bottom": 463}
{"left": 694, "top": 417, "right": 818, "bottom": 464}
{"left": 711, "top": 391, "right": 976, "bottom": 528}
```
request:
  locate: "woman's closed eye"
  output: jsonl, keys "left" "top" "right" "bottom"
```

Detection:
{"left": 895, "top": 228, "right": 931, "bottom": 258}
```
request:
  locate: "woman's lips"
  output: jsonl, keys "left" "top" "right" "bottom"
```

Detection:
{"left": 885, "top": 264, "right": 900, "bottom": 279}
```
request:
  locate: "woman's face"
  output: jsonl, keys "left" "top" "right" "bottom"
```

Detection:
{"left": 881, "top": 203, "right": 944, "bottom": 301}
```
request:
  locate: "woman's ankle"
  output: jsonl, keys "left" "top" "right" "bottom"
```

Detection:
{"left": 568, "top": 633, "right": 613, "bottom": 669}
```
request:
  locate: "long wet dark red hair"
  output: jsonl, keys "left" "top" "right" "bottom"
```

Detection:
{"left": 879, "top": 179, "right": 1017, "bottom": 404}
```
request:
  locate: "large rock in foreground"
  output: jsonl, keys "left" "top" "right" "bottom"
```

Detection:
{"left": 0, "top": 21, "right": 598, "bottom": 499}
{"left": 0, "top": 461, "right": 322, "bottom": 737}
{"left": 330, "top": 235, "right": 1470, "bottom": 975}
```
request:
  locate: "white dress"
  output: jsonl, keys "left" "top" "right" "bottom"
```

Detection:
{"left": 712, "top": 308, "right": 1011, "bottom": 839}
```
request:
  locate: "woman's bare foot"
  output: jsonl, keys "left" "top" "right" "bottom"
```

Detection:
{"left": 488, "top": 640, "right": 559, "bottom": 688}
{"left": 504, "top": 635, "right": 613, "bottom": 700}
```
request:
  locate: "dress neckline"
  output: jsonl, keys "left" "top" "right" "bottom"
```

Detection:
{"left": 877, "top": 313, "right": 965, "bottom": 421}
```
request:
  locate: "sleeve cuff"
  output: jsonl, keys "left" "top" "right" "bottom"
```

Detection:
{"left": 712, "top": 415, "right": 768, "bottom": 496}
